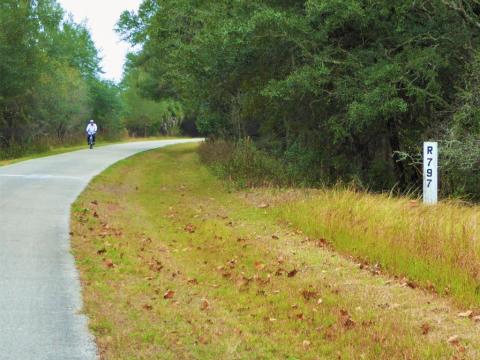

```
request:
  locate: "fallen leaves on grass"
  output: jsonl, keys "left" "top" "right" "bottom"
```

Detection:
{"left": 339, "top": 309, "right": 356, "bottom": 329}
{"left": 254, "top": 262, "right": 266, "bottom": 270}
{"left": 200, "top": 299, "right": 210, "bottom": 311}
{"left": 400, "top": 278, "right": 417, "bottom": 289}
{"left": 187, "top": 278, "right": 199, "bottom": 285}
{"left": 148, "top": 258, "right": 164, "bottom": 272}
{"left": 296, "top": 313, "right": 305, "bottom": 321}
{"left": 447, "top": 335, "right": 460, "bottom": 346}
{"left": 104, "top": 259, "right": 114, "bottom": 268}
{"left": 421, "top": 323, "right": 431, "bottom": 335}
{"left": 314, "top": 238, "right": 328, "bottom": 247}
{"left": 163, "top": 290, "right": 175, "bottom": 299}
{"left": 198, "top": 335, "right": 209, "bottom": 345}
{"left": 184, "top": 224, "right": 196, "bottom": 233}
{"left": 236, "top": 274, "right": 252, "bottom": 289}
{"left": 287, "top": 269, "right": 298, "bottom": 278}
{"left": 301, "top": 289, "right": 318, "bottom": 301}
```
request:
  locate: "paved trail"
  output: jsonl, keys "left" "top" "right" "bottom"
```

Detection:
{"left": 0, "top": 140, "right": 200, "bottom": 360}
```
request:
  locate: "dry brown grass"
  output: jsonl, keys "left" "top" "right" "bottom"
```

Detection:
{"left": 250, "top": 188, "right": 480, "bottom": 307}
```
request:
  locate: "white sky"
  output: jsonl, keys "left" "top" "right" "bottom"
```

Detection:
{"left": 57, "top": 0, "right": 143, "bottom": 82}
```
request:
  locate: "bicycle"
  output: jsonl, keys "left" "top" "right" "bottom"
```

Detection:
{"left": 88, "top": 133, "right": 95, "bottom": 149}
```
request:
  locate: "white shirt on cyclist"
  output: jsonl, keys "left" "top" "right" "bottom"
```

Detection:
{"left": 86, "top": 123, "right": 97, "bottom": 135}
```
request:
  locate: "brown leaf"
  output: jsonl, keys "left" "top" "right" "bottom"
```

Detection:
{"left": 339, "top": 309, "right": 356, "bottom": 329}
{"left": 187, "top": 278, "right": 199, "bottom": 285}
{"left": 198, "top": 335, "right": 209, "bottom": 345}
{"left": 91, "top": 200, "right": 98, "bottom": 205}
{"left": 93, "top": 211, "right": 99, "bottom": 218}
{"left": 287, "top": 269, "right": 298, "bottom": 278}
{"left": 149, "top": 259, "right": 164, "bottom": 272}
{"left": 236, "top": 278, "right": 249, "bottom": 288}
{"left": 200, "top": 298, "right": 210, "bottom": 311}
{"left": 301, "top": 290, "right": 318, "bottom": 301}
{"left": 421, "top": 323, "right": 431, "bottom": 335}
{"left": 142, "top": 304, "right": 153, "bottom": 311}
{"left": 447, "top": 335, "right": 460, "bottom": 345}
{"left": 97, "top": 248, "right": 107, "bottom": 255}
{"left": 315, "top": 238, "right": 328, "bottom": 247}
{"left": 343, "top": 317, "right": 356, "bottom": 329}
{"left": 272, "top": 234, "right": 279, "bottom": 240}
{"left": 184, "top": 224, "right": 196, "bottom": 233}
{"left": 254, "top": 262, "right": 266, "bottom": 270}
{"left": 104, "top": 259, "right": 114, "bottom": 268}
{"left": 163, "top": 290, "right": 175, "bottom": 299}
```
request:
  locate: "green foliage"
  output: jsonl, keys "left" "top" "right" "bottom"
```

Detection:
{"left": 0, "top": 0, "right": 124, "bottom": 158}
{"left": 199, "top": 139, "right": 323, "bottom": 188}
{"left": 121, "top": 68, "right": 184, "bottom": 136}
{"left": 119, "top": 0, "right": 480, "bottom": 197}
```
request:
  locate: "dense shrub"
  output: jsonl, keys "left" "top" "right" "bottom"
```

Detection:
{"left": 119, "top": 0, "right": 480, "bottom": 198}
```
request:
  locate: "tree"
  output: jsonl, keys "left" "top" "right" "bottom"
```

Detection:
{"left": 118, "top": 0, "right": 480, "bottom": 195}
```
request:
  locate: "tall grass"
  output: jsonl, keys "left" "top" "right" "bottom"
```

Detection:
{"left": 199, "top": 140, "right": 480, "bottom": 307}
{"left": 274, "top": 190, "right": 480, "bottom": 306}
{"left": 198, "top": 139, "right": 314, "bottom": 187}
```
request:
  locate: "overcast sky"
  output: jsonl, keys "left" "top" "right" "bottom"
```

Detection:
{"left": 58, "top": 0, "right": 143, "bottom": 82}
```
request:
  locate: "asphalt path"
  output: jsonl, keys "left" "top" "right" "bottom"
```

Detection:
{"left": 0, "top": 139, "right": 201, "bottom": 359}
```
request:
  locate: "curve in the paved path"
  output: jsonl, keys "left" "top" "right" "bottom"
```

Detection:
{"left": 0, "top": 139, "right": 201, "bottom": 360}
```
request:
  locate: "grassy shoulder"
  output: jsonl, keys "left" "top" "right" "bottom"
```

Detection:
{"left": 0, "top": 136, "right": 182, "bottom": 167}
{"left": 71, "top": 143, "right": 477, "bottom": 359}
{"left": 199, "top": 141, "right": 480, "bottom": 308}
{"left": 269, "top": 189, "right": 480, "bottom": 307}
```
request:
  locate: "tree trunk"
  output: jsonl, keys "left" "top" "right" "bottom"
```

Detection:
{"left": 387, "top": 118, "right": 406, "bottom": 187}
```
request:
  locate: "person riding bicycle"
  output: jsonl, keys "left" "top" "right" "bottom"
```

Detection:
{"left": 86, "top": 119, "right": 97, "bottom": 146}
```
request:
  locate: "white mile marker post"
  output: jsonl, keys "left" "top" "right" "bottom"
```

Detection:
{"left": 423, "top": 142, "right": 438, "bottom": 205}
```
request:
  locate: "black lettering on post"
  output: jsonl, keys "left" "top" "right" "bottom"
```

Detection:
{"left": 427, "top": 146, "right": 433, "bottom": 155}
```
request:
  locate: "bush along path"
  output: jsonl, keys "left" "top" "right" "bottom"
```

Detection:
{"left": 71, "top": 143, "right": 480, "bottom": 359}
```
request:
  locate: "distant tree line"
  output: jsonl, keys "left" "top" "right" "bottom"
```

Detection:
{"left": 118, "top": 0, "right": 480, "bottom": 198}
{"left": 0, "top": 0, "right": 123, "bottom": 158}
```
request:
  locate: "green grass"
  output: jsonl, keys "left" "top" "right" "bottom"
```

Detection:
{"left": 71, "top": 143, "right": 472, "bottom": 359}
